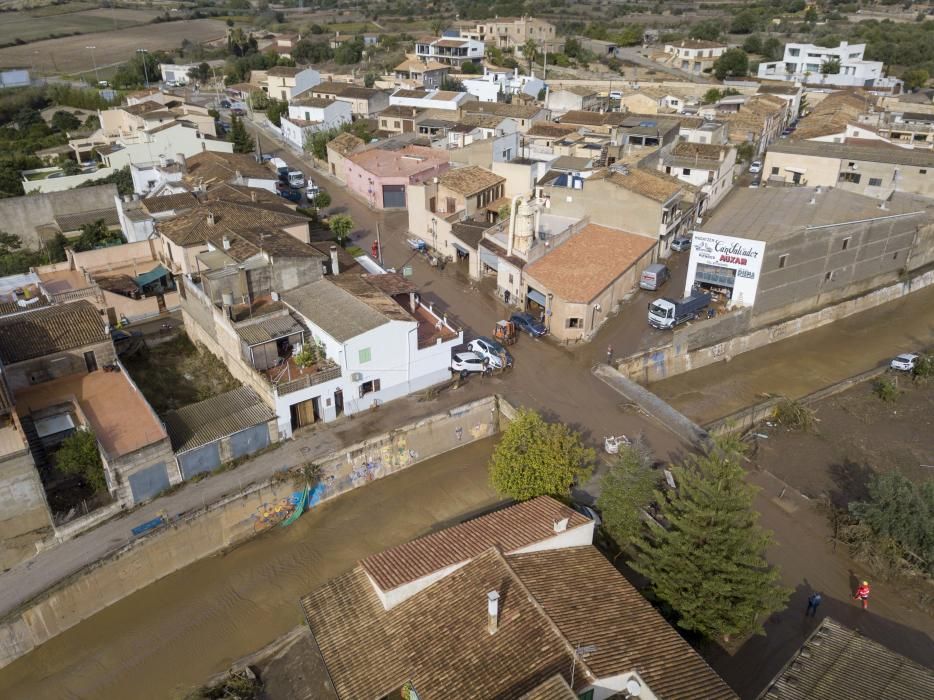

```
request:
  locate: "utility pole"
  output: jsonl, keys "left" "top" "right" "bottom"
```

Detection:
{"left": 137, "top": 49, "right": 150, "bottom": 88}
{"left": 376, "top": 223, "right": 384, "bottom": 267}
{"left": 86, "top": 45, "right": 99, "bottom": 85}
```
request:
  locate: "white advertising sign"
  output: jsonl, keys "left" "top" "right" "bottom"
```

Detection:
{"left": 684, "top": 231, "right": 766, "bottom": 308}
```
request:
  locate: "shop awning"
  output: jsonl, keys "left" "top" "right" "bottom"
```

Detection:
{"left": 783, "top": 166, "right": 806, "bottom": 174}
{"left": 527, "top": 288, "right": 547, "bottom": 306}
{"left": 451, "top": 242, "right": 469, "bottom": 255}
{"left": 479, "top": 247, "right": 499, "bottom": 270}
{"left": 135, "top": 264, "right": 171, "bottom": 287}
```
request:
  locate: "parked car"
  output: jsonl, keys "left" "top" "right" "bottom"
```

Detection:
{"left": 749, "top": 177, "right": 761, "bottom": 189}
{"left": 639, "top": 263, "right": 670, "bottom": 291}
{"left": 510, "top": 312, "right": 547, "bottom": 337}
{"left": 276, "top": 182, "right": 301, "bottom": 202}
{"left": 219, "top": 100, "right": 231, "bottom": 109}
{"left": 110, "top": 329, "right": 143, "bottom": 341}
{"left": 670, "top": 234, "right": 692, "bottom": 252}
{"left": 451, "top": 351, "right": 490, "bottom": 378}
{"left": 571, "top": 502, "right": 602, "bottom": 526}
{"left": 467, "top": 336, "right": 513, "bottom": 369}
{"left": 230, "top": 107, "right": 246, "bottom": 116}
{"left": 749, "top": 160, "right": 762, "bottom": 174}
{"left": 890, "top": 352, "right": 919, "bottom": 371}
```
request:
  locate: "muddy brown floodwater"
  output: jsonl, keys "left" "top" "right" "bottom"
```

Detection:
{"left": 0, "top": 438, "right": 501, "bottom": 700}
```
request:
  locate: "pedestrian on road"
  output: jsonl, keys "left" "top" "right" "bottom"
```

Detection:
{"left": 805, "top": 591, "right": 822, "bottom": 617}
{"left": 606, "top": 345, "right": 613, "bottom": 364}
{"left": 853, "top": 580, "right": 871, "bottom": 610}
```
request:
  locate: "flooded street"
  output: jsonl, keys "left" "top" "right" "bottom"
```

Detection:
{"left": 0, "top": 439, "right": 500, "bottom": 700}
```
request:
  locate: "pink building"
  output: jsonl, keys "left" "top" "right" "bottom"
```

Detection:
{"left": 343, "top": 145, "right": 450, "bottom": 209}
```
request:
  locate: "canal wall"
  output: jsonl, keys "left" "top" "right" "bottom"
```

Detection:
{"left": 0, "top": 395, "right": 503, "bottom": 670}
{"left": 618, "top": 268, "right": 934, "bottom": 384}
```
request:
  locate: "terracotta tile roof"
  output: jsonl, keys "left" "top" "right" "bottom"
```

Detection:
{"left": 435, "top": 38, "right": 470, "bottom": 48}
{"left": 53, "top": 208, "right": 119, "bottom": 232}
{"left": 395, "top": 58, "right": 449, "bottom": 72}
{"left": 465, "top": 102, "right": 544, "bottom": 119}
{"left": 361, "top": 497, "right": 589, "bottom": 591}
{"left": 767, "top": 140, "right": 934, "bottom": 167}
{"left": 439, "top": 165, "right": 505, "bottom": 196}
{"left": 509, "top": 547, "right": 737, "bottom": 699}
{"left": 291, "top": 95, "right": 333, "bottom": 108}
{"left": 311, "top": 81, "right": 381, "bottom": 100}
{"left": 326, "top": 131, "right": 364, "bottom": 157}
{"left": 556, "top": 85, "right": 598, "bottom": 97}
{"left": 201, "top": 183, "right": 287, "bottom": 208}
{"left": 183, "top": 151, "right": 273, "bottom": 186}
{"left": 791, "top": 90, "right": 875, "bottom": 141}
{"left": 157, "top": 200, "right": 311, "bottom": 249}
{"left": 164, "top": 386, "right": 275, "bottom": 452}
{"left": 379, "top": 104, "right": 422, "bottom": 119}
{"left": 527, "top": 122, "right": 578, "bottom": 138}
{"left": 758, "top": 617, "right": 934, "bottom": 699}
{"left": 393, "top": 88, "right": 430, "bottom": 99}
{"left": 524, "top": 224, "right": 654, "bottom": 303}
{"left": 0, "top": 300, "right": 107, "bottom": 364}
{"left": 122, "top": 100, "right": 163, "bottom": 115}
{"left": 457, "top": 112, "right": 508, "bottom": 129}
{"left": 520, "top": 675, "right": 576, "bottom": 700}
{"left": 592, "top": 166, "right": 685, "bottom": 202}
{"left": 559, "top": 110, "right": 628, "bottom": 127}
{"left": 142, "top": 192, "right": 199, "bottom": 213}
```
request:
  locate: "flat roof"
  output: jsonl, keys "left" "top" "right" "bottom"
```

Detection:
{"left": 703, "top": 187, "right": 928, "bottom": 243}
{"left": 15, "top": 370, "right": 166, "bottom": 458}
{"left": 767, "top": 139, "right": 934, "bottom": 168}
{"left": 525, "top": 223, "right": 655, "bottom": 303}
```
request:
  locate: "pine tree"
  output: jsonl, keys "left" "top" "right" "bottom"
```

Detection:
{"left": 230, "top": 115, "right": 254, "bottom": 154}
{"left": 597, "top": 438, "right": 660, "bottom": 555}
{"left": 631, "top": 440, "right": 788, "bottom": 641}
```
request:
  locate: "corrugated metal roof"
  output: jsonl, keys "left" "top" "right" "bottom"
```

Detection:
{"left": 235, "top": 315, "right": 305, "bottom": 346}
{"left": 164, "top": 386, "right": 275, "bottom": 453}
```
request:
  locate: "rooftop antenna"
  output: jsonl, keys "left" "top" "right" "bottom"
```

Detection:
{"left": 570, "top": 643, "right": 597, "bottom": 688}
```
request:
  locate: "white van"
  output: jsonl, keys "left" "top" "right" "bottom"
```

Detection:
{"left": 640, "top": 263, "right": 670, "bottom": 291}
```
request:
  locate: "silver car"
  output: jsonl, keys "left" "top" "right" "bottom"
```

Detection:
{"left": 890, "top": 353, "right": 919, "bottom": 371}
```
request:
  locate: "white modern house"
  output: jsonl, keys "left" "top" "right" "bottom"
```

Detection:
{"left": 280, "top": 96, "right": 352, "bottom": 151}
{"left": 160, "top": 63, "right": 199, "bottom": 85}
{"left": 757, "top": 42, "right": 901, "bottom": 89}
{"left": 389, "top": 88, "right": 475, "bottom": 112}
{"left": 463, "top": 68, "right": 544, "bottom": 103}
{"left": 415, "top": 36, "right": 485, "bottom": 68}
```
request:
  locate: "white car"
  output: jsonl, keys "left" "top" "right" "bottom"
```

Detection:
{"left": 890, "top": 353, "right": 919, "bottom": 371}
{"left": 467, "top": 337, "right": 513, "bottom": 369}
{"left": 749, "top": 160, "right": 762, "bottom": 174}
{"left": 451, "top": 351, "right": 489, "bottom": 377}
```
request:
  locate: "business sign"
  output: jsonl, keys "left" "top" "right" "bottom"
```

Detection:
{"left": 685, "top": 231, "right": 766, "bottom": 308}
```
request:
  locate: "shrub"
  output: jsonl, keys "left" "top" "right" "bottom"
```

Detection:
{"left": 873, "top": 377, "right": 899, "bottom": 402}
{"left": 772, "top": 399, "right": 816, "bottom": 431}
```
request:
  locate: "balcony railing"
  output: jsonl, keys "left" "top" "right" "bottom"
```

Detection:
{"left": 275, "top": 364, "right": 341, "bottom": 396}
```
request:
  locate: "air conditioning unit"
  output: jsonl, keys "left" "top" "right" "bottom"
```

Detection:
{"left": 351, "top": 372, "right": 363, "bottom": 382}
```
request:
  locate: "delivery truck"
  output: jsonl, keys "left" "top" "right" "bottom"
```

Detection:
{"left": 647, "top": 292, "right": 710, "bottom": 330}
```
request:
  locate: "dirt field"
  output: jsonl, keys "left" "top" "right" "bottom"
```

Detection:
{"left": 0, "top": 7, "right": 159, "bottom": 47}
{"left": 0, "top": 18, "right": 226, "bottom": 73}
{"left": 754, "top": 379, "right": 934, "bottom": 505}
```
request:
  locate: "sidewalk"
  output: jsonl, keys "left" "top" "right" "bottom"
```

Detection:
{"left": 0, "top": 382, "right": 490, "bottom": 618}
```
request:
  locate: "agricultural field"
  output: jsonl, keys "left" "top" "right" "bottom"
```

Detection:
{"left": 0, "top": 18, "right": 227, "bottom": 73}
{"left": 0, "top": 6, "right": 162, "bottom": 48}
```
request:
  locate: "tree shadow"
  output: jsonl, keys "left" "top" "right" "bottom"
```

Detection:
{"left": 705, "top": 582, "right": 934, "bottom": 699}
{"left": 827, "top": 458, "right": 873, "bottom": 508}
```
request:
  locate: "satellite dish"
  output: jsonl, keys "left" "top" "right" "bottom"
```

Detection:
{"left": 625, "top": 678, "right": 642, "bottom": 696}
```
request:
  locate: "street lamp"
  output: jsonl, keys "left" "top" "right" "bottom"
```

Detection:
{"left": 85, "top": 45, "right": 99, "bottom": 85}
{"left": 136, "top": 49, "right": 149, "bottom": 88}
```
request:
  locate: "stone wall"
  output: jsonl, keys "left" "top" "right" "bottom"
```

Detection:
{"left": 0, "top": 395, "right": 504, "bottom": 670}
{"left": 0, "top": 449, "right": 52, "bottom": 571}
{"left": 3, "top": 342, "right": 116, "bottom": 393}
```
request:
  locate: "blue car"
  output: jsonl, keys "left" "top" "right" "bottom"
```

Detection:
{"left": 510, "top": 312, "right": 547, "bottom": 337}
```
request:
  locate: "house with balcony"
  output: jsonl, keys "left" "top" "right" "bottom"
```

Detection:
{"left": 546, "top": 86, "right": 607, "bottom": 115}
{"left": 342, "top": 143, "right": 450, "bottom": 209}
{"left": 265, "top": 66, "right": 321, "bottom": 102}
{"left": 460, "top": 16, "right": 559, "bottom": 52}
{"left": 757, "top": 41, "right": 900, "bottom": 90}
{"left": 393, "top": 58, "right": 450, "bottom": 89}
{"left": 659, "top": 142, "right": 736, "bottom": 210}
{"left": 463, "top": 101, "right": 549, "bottom": 133}
{"left": 0, "top": 301, "right": 176, "bottom": 510}
{"left": 280, "top": 96, "right": 352, "bottom": 151}
{"left": 415, "top": 36, "right": 485, "bottom": 68}
{"left": 304, "top": 81, "right": 389, "bottom": 118}
{"left": 389, "top": 88, "right": 476, "bottom": 112}
{"left": 462, "top": 67, "right": 544, "bottom": 103}
{"left": 662, "top": 39, "right": 727, "bottom": 74}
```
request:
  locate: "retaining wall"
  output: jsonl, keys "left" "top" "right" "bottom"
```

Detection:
{"left": 0, "top": 395, "right": 503, "bottom": 670}
{"left": 618, "top": 269, "right": 934, "bottom": 384}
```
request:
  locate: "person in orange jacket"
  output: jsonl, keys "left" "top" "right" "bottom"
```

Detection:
{"left": 853, "top": 580, "right": 871, "bottom": 610}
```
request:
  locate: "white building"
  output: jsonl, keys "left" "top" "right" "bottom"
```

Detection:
{"left": 757, "top": 41, "right": 900, "bottom": 89}
{"left": 415, "top": 36, "right": 485, "bottom": 68}
{"left": 389, "top": 87, "right": 475, "bottom": 112}
{"left": 280, "top": 96, "right": 352, "bottom": 151}
{"left": 462, "top": 68, "right": 544, "bottom": 103}
{"left": 659, "top": 142, "right": 736, "bottom": 211}
{"left": 160, "top": 63, "right": 199, "bottom": 85}
{"left": 684, "top": 230, "right": 766, "bottom": 309}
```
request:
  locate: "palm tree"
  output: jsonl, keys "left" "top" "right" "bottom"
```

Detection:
{"left": 328, "top": 214, "right": 354, "bottom": 245}
{"left": 522, "top": 39, "right": 539, "bottom": 73}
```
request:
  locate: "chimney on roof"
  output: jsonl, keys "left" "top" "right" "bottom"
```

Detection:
{"left": 329, "top": 245, "right": 339, "bottom": 274}
{"left": 207, "top": 212, "right": 216, "bottom": 226}
{"left": 175, "top": 153, "right": 186, "bottom": 173}
{"left": 251, "top": 190, "right": 257, "bottom": 202}
{"left": 487, "top": 591, "right": 500, "bottom": 635}
{"left": 554, "top": 516, "right": 569, "bottom": 533}
{"left": 223, "top": 236, "right": 232, "bottom": 251}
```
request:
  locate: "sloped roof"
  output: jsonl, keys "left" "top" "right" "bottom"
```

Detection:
{"left": 464, "top": 101, "right": 544, "bottom": 119}
{"left": 791, "top": 90, "right": 876, "bottom": 141}
{"left": 361, "top": 497, "right": 588, "bottom": 591}
{"left": 0, "top": 300, "right": 107, "bottom": 364}
{"left": 157, "top": 200, "right": 311, "bottom": 249}
{"left": 767, "top": 139, "right": 934, "bottom": 168}
{"left": 590, "top": 166, "right": 685, "bottom": 202}
{"left": 164, "top": 386, "right": 275, "bottom": 453}
{"left": 142, "top": 192, "right": 199, "bottom": 214}
{"left": 53, "top": 208, "right": 119, "bottom": 232}
{"left": 326, "top": 131, "right": 365, "bottom": 157}
{"left": 520, "top": 675, "right": 576, "bottom": 700}
{"left": 282, "top": 278, "right": 391, "bottom": 342}
{"left": 183, "top": 151, "right": 273, "bottom": 186}
{"left": 527, "top": 122, "right": 578, "bottom": 138}
{"left": 439, "top": 165, "right": 505, "bottom": 196}
{"left": 758, "top": 617, "right": 934, "bottom": 700}
{"left": 525, "top": 223, "right": 655, "bottom": 303}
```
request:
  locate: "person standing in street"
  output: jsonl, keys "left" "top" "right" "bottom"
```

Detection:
{"left": 606, "top": 345, "right": 613, "bottom": 364}
{"left": 853, "top": 580, "right": 871, "bottom": 610}
{"left": 805, "top": 591, "right": 822, "bottom": 617}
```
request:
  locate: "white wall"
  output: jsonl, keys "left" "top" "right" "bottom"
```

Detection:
{"left": 292, "top": 68, "right": 322, "bottom": 99}
{"left": 22, "top": 167, "right": 117, "bottom": 194}
{"left": 511, "top": 522, "right": 595, "bottom": 553}
{"left": 463, "top": 79, "right": 501, "bottom": 103}
{"left": 160, "top": 64, "right": 197, "bottom": 85}
{"left": 103, "top": 124, "right": 233, "bottom": 170}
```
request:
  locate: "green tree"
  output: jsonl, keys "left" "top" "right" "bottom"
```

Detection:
{"left": 75, "top": 219, "right": 121, "bottom": 251}
{"left": 310, "top": 190, "right": 331, "bottom": 211}
{"left": 230, "top": 115, "right": 254, "bottom": 153}
{"left": 804, "top": 6, "right": 818, "bottom": 23}
{"left": 522, "top": 38, "right": 539, "bottom": 73}
{"left": 762, "top": 36, "right": 784, "bottom": 61}
{"left": 0, "top": 232, "right": 22, "bottom": 256}
{"left": 902, "top": 67, "right": 930, "bottom": 91}
{"left": 713, "top": 48, "right": 749, "bottom": 80}
{"left": 488, "top": 408, "right": 595, "bottom": 501}
{"left": 597, "top": 440, "right": 660, "bottom": 553}
{"left": 59, "top": 156, "right": 82, "bottom": 176}
{"left": 265, "top": 98, "right": 288, "bottom": 127}
{"left": 737, "top": 142, "right": 755, "bottom": 163}
{"left": 328, "top": 213, "right": 354, "bottom": 244}
{"left": 820, "top": 57, "right": 841, "bottom": 75}
{"left": 742, "top": 34, "right": 763, "bottom": 55}
{"left": 187, "top": 62, "right": 211, "bottom": 83}
{"left": 632, "top": 440, "right": 788, "bottom": 641}
{"left": 614, "top": 24, "right": 644, "bottom": 47}
{"left": 55, "top": 430, "right": 107, "bottom": 493}
{"left": 364, "top": 72, "right": 378, "bottom": 87}
{"left": 690, "top": 20, "right": 722, "bottom": 41}
{"left": 730, "top": 10, "right": 760, "bottom": 34}
{"left": 702, "top": 88, "right": 723, "bottom": 104}
{"left": 50, "top": 110, "right": 82, "bottom": 133}
{"left": 850, "top": 473, "right": 933, "bottom": 573}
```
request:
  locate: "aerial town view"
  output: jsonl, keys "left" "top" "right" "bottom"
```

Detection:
{"left": 0, "top": 0, "right": 932, "bottom": 698}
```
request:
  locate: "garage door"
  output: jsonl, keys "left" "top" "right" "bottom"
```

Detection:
{"left": 229, "top": 423, "right": 270, "bottom": 459}
{"left": 178, "top": 442, "right": 221, "bottom": 480}
{"left": 128, "top": 462, "right": 171, "bottom": 503}
{"left": 382, "top": 185, "right": 406, "bottom": 208}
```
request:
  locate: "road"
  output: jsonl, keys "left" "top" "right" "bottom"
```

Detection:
{"left": 614, "top": 46, "right": 715, "bottom": 84}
